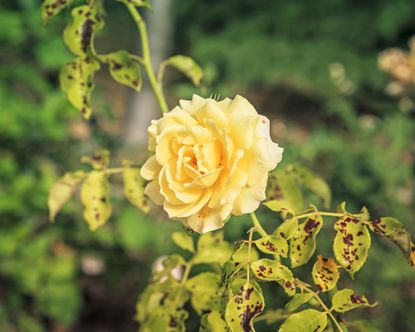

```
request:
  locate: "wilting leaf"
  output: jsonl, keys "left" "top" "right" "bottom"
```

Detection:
{"left": 333, "top": 215, "right": 371, "bottom": 277}
{"left": 122, "top": 161, "right": 149, "bottom": 213}
{"left": 48, "top": 170, "right": 86, "bottom": 221}
{"left": 185, "top": 272, "right": 219, "bottom": 314}
{"left": 172, "top": 231, "right": 194, "bottom": 253}
{"left": 225, "top": 282, "right": 264, "bottom": 332}
{"left": 101, "top": 50, "right": 142, "bottom": 91}
{"left": 194, "top": 232, "right": 232, "bottom": 265}
{"left": 290, "top": 213, "right": 323, "bottom": 267}
{"left": 81, "top": 150, "right": 110, "bottom": 170}
{"left": 275, "top": 217, "right": 298, "bottom": 240}
{"left": 367, "top": 217, "right": 415, "bottom": 266}
{"left": 312, "top": 255, "right": 340, "bottom": 292}
{"left": 263, "top": 200, "right": 295, "bottom": 217}
{"left": 60, "top": 56, "right": 100, "bottom": 119}
{"left": 232, "top": 241, "right": 259, "bottom": 264}
{"left": 42, "top": 0, "right": 72, "bottom": 23}
{"left": 119, "top": 0, "right": 151, "bottom": 8}
{"left": 331, "top": 289, "right": 377, "bottom": 313}
{"left": 80, "top": 171, "right": 111, "bottom": 231}
{"left": 254, "top": 235, "right": 288, "bottom": 257}
{"left": 284, "top": 293, "right": 313, "bottom": 312}
{"left": 63, "top": 4, "right": 104, "bottom": 56}
{"left": 278, "top": 309, "right": 327, "bottom": 332}
{"left": 159, "top": 55, "right": 203, "bottom": 86}
{"left": 200, "top": 311, "right": 228, "bottom": 332}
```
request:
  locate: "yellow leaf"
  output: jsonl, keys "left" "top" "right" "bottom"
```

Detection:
{"left": 122, "top": 162, "right": 149, "bottom": 213}
{"left": 312, "top": 255, "right": 340, "bottom": 292}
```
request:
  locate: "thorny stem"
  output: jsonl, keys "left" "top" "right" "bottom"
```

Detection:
{"left": 296, "top": 280, "right": 344, "bottom": 332}
{"left": 250, "top": 212, "right": 268, "bottom": 237}
{"left": 125, "top": 3, "right": 169, "bottom": 114}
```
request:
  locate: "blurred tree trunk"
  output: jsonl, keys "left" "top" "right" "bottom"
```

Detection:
{"left": 123, "top": 0, "right": 173, "bottom": 148}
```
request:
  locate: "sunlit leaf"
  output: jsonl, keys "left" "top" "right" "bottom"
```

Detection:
{"left": 172, "top": 231, "right": 194, "bottom": 253}
{"left": 333, "top": 214, "right": 371, "bottom": 277}
{"left": 48, "top": 170, "right": 86, "bottom": 221}
{"left": 284, "top": 293, "right": 313, "bottom": 312}
{"left": 275, "top": 217, "right": 298, "bottom": 240}
{"left": 140, "top": 307, "right": 188, "bottom": 332}
{"left": 122, "top": 161, "right": 149, "bottom": 213}
{"left": 185, "top": 272, "right": 219, "bottom": 314}
{"left": 278, "top": 309, "right": 327, "bottom": 332}
{"left": 232, "top": 241, "right": 259, "bottom": 264}
{"left": 225, "top": 282, "right": 264, "bottom": 332}
{"left": 331, "top": 289, "right": 377, "bottom": 313}
{"left": 81, "top": 150, "right": 110, "bottom": 170}
{"left": 42, "top": 0, "right": 72, "bottom": 23}
{"left": 194, "top": 231, "right": 233, "bottom": 265}
{"left": 263, "top": 200, "right": 295, "bottom": 217}
{"left": 200, "top": 311, "right": 228, "bottom": 332}
{"left": 80, "top": 171, "right": 111, "bottom": 231}
{"left": 367, "top": 217, "right": 415, "bottom": 266}
{"left": 159, "top": 55, "right": 203, "bottom": 86}
{"left": 60, "top": 56, "right": 100, "bottom": 119}
{"left": 312, "top": 255, "right": 340, "bottom": 292}
{"left": 63, "top": 3, "right": 104, "bottom": 56}
{"left": 100, "top": 50, "right": 142, "bottom": 91}
{"left": 290, "top": 213, "right": 323, "bottom": 267}
{"left": 254, "top": 235, "right": 288, "bottom": 256}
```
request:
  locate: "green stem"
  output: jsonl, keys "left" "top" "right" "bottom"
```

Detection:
{"left": 250, "top": 212, "right": 268, "bottom": 237}
{"left": 125, "top": 3, "right": 169, "bottom": 114}
{"left": 295, "top": 211, "right": 344, "bottom": 220}
{"left": 104, "top": 167, "right": 126, "bottom": 175}
{"left": 174, "top": 258, "right": 193, "bottom": 307}
{"left": 246, "top": 229, "right": 254, "bottom": 284}
{"left": 296, "top": 280, "right": 344, "bottom": 332}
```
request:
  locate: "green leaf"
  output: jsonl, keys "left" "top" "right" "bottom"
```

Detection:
{"left": 333, "top": 215, "right": 371, "bottom": 277}
{"left": 42, "top": 0, "right": 72, "bottom": 23}
{"left": 48, "top": 170, "right": 86, "bottom": 221}
{"left": 194, "top": 232, "right": 233, "bottom": 265}
{"left": 275, "top": 217, "right": 298, "bottom": 240}
{"left": 81, "top": 150, "right": 110, "bottom": 170}
{"left": 159, "top": 55, "right": 203, "bottom": 86}
{"left": 331, "top": 289, "right": 377, "bottom": 313}
{"left": 119, "top": 0, "right": 152, "bottom": 8}
{"left": 140, "top": 307, "right": 188, "bottom": 332}
{"left": 63, "top": 4, "right": 104, "bottom": 56}
{"left": 100, "top": 50, "right": 142, "bottom": 91}
{"left": 312, "top": 255, "right": 340, "bottom": 292}
{"left": 289, "top": 213, "right": 323, "bottom": 267}
{"left": 225, "top": 282, "right": 264, "bottom": 332}
{"left": 122, "top": 161, "right": 149, "bottom": 213}
{"left": 200, "top": 311, "right": 228, "bottom": 332}
{"left": 232, "top": 241, "right": 259, "bottom": 264}
{"left": 172, "top": 231, "right": 194, "bottom": 253}
{"left": 254, "top": 235, "right": 288, "bottom": 256}
{"left": 284, "top": 293, "right": 313, "bottom": 312}
{"left": 367, "top": 217, "right": 415, "bottom": 266}
{"left": 263, "top": 200, "right": 295, "bottom": 217}
{"left": 185, "top": 272, "right": 219, "bottom": 314}
{"left": 80, "top": 171, "right": 111, "bottom": 231}
{"left": 60, "top": 56, "right": 100, "bottom": 119}
{"left": 278, "top": 309, "right": 327, "bottom": 332}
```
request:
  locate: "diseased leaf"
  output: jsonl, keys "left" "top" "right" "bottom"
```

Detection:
{"left": 225, "top": 282, "right": 264, "bottom": 332}
{"left": 200, "top": 311, "right": 228, "bottom": 332}
{"left": 367, "top": 217, "right": 415, "bottom": 266}
{"left": 42, "top": 0, "right": 72, "bottom": 23}
{"left": 254, "top": 235, "right": 288, "bottom": 257}
{"left": 63, "top": 3, "right": 104, "bottom": 56}
{"left": 284, "top": 293, "right": 313, "bottom": 312}
{"left": 159, "top": 55, "right": 203, "bottom": 86}
{"left": 331, "top": 289, "right": 377, "bottom": 313}
{"left": 172, "top": 231, "right": 194, "bottom": 253}
{"left": 80, "top": 171, "right": 111, "bottom": 231}
{"left": 48, "top": 170, "right": 86, "bottom": 221}
{"left": 185, "top": 272, "right": 219, "bottom": 314}
{"left": 194, "top": 232, "right": 232, "bottom": 265}
{"left": 101, "top": 50, "right": 142, "bottom": 91}
{"left": 232, "top": 241, "right": 259, "bottom": 264}
{"left": 60, "top": 56, "right": 100, "bottom": 119}
{"left": 275, "top": 217, "right": 298, "bottom": 240}
{"left": 278, "top": 309, "right": 327, "bottom": 332}
{"left": 333, "top": 215, "right": 371, "bottom": 277}
{"left": 122, "top": 161, "right": 149, "bottom": 213}
{"left": 312, "top": 255, "right": 340, "bottom": 292}
{"left": 263, "top": 200, "right": 295, "bottom": 217}
{"left": 81, "top": 150, "right": 110, "bottom": 170}
{"left": 290, "top": 213, "right": 323, "bottom": 267}
{"left": 140, "top": 307, "right": 188, "bottom": 332}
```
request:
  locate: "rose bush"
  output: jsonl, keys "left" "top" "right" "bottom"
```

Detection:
{"left": 140, "top": 94, "right": 283, "bottom": 233}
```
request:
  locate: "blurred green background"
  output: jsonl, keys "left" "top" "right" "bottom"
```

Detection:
{"left": 0, "top": 0, "right": 414, "bottom": 331}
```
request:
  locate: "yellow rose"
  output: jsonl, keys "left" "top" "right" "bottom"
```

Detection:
{"left": 140, "top": 95, "right": 283, "bottom": 233}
